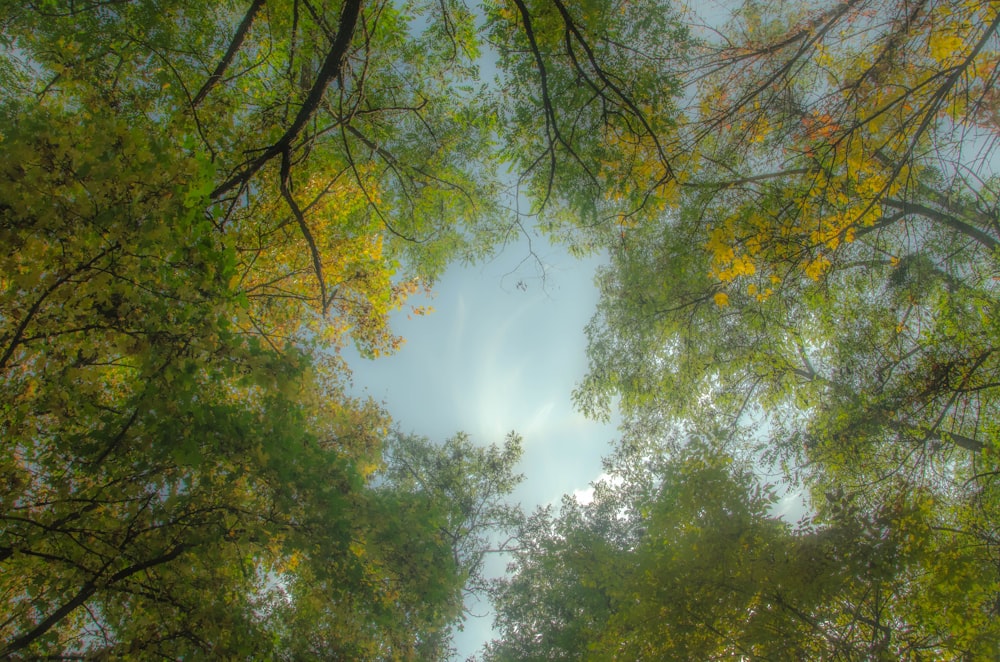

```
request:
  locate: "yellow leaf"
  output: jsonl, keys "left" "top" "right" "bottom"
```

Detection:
{"left": 929, "top": 31, "right": 964, "bottom": 65}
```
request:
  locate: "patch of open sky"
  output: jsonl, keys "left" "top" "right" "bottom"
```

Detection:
{"left": 342, "top": 229, "right": 620, "bottom": 658}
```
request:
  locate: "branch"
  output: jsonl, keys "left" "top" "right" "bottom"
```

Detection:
{"left": 885, "top": 420, "right": 985, "bottom": 454}
{"left": 1, "top": 544, "right": 190, "bottom": 657}
{"left": 683, "top": 167, "right": 812, "bottom": 189}
{"left": 875, "top": 8, "right": 1000, "bottom": 208}
{"left": 549, "top": 0, "right": 674, "bottom": 182}
{"left": 211, "top": 0, "right": 363, "bottom": 198}
{"left": 510, "top": 0, "right": 559, "bottom": 206}
{"left": 278, "top": 149, "right": 329, "bottom": 314}
{"left": 883, "top": 197, "right": 999, "bottom": 251}
{"left": 0, "top": 244, "right": 118, "bottom": 373}
{"left": 693, "top": 0, "right": 862, "bottom": 146}
{"left": 192, "top": 0, "right": 267, "bottom": 108}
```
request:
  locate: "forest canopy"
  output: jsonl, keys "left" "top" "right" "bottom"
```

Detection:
{"left": 1, "top": 0, "right": 998, "bottom": 659}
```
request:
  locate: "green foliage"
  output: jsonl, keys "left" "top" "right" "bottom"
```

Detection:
{"left": 6, "top": 0, "right": 999, "bottom": 657}
{"left": 485, "top": 0, "right": 689, "bottom": 251}
{"left": 0, "top": 0, "right": 528, "bottom": 657}
{"left": 487, "top": 433, "right": 1000, "bottom": 660}
{"left": 479, "top": 0, "right": 1000, "bottom": 659}
{"left": 381, "top": 431, "right": 525, "bottom": 594}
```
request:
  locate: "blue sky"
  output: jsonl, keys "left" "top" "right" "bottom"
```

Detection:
{"left": 342, "top": 4, "right": 743, "bottom": 655}
{"left": 345, "top": 235, "right": 619, "bottom": 657}
{"left": 343, "top": 229, "right": 812, "bottom": 657}
{"left": 348, "top": 237, "right": 618, "bottom": 503}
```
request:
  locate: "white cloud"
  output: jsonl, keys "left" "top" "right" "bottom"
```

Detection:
{"left": 571, "top": 472, "right": 621, "bottom": 506}
{"left": 572, "top": 484, "right": 597, "bottom": 505}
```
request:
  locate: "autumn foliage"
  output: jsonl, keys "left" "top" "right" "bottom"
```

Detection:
{"left": 2, "top": 0, "right": 999, "bottom": 659}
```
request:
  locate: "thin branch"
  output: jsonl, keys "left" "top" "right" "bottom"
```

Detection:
{"left": 278, "top": 149, "right": 329, "bottom": 314}
{"left": 510, "top": 0, "right": 559, "bottom": 206}
{"left": 1, "top": 544, "right": 191, "bottom": 657}
{"left": 0, "top": 244, "right": 118, "bottom": 373}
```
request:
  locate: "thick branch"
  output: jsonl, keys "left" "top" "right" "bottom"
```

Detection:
{"left": 883, "top": 197, "right": 999, "bottom": 251}
{"left": 877, "top": 9, "right": 1000, "bottom": 205}
{"left": 684, "top": 167, "right": 812, "bottom": 189}
{"left": 211, "top": 0, "right": 363, "bottom": 199}
{"left": 192, "top": 0, "right": 266, "bottom": 108}
{"left": 886, "top": 420, "right": 985, "bottom": 453}
{"left": 1, "top": 544, "right": 190, "bottom": 657}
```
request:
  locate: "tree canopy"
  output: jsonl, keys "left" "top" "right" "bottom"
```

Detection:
{"left": 487, "top": 432, "right": 998, "bottom": 660}
{"left": 3, "top": 0, "right": 999, "bottom": 658}
{"left": 504, "top": 0, "right": 1000, "bottom": 659}
{"left": 0, "top": 0, "right": 529, "bottom": 656}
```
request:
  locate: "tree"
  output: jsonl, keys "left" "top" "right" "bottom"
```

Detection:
{"left": 379, "top": 431, "right": 525, "bottom": 599}
{"left": 3, "top": 0, "right": 507, "bottom": 348}
{"left": 258, "top": 431, "right": 524, "bottom": 661}
{"left": 0, "top": 0, "right": 539, "bottom": 656}
{"left": 485, "top": 432, "right": 1000, "bottom": 660}
{"left": 13, "top": 0, "right": 998, "bottom": 656}
{"left": 564, "top": 1, "right": 1000, "bottom": 657}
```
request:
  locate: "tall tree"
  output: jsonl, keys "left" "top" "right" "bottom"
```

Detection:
{"left": 264, "top": 431, "right": 525, "bottom": 660}
{"left": 0, "top": 0, "right": 538, "bottom": 656}
{"left": 485, "top": 432, "right": 1000, "bottom": 660}
{"left": 566, "top": 1, "right": 1000, "bottom": 657}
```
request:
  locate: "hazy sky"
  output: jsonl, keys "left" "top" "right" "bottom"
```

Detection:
{"left": 342, "top": 227, "right": 813, "bottom": 657}
{"left": 345, "top": 234, "right": 619, "bottom": 657}
{"left": 339, "top": 4, "right": 743, "bottom": 655}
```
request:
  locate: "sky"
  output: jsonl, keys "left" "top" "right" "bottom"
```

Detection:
{"left": 344, "top": 234, "right": 620, "bottom": 658}
{"left": 341, "top": 229, "right": 811, "bottom": 659}
{"left": 340, "top": 3, "right": 742, "bottom": 656}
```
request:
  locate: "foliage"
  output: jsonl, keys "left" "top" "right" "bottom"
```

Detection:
{"left": 6, "top": 0, "right": 999, "bottom": 657}
{"left": 571, "top": 0, "right": 1000, "bottom": 643}
{"left": 484, "top": 0, "right": 690, "bottom": 252}
{"left": 0, "top": 0, "right": 528, "bottom": 657}
{"left": 528, "top": 0, "right": 1000, "bottom": 659}
{"left": 269, "top": 432, "right": 524, "bottom": 660}
{"left": 486, "top": 433, "right": 1000, "bottom": 660}
{"left": 379, "top": 431, "right": 525, "bottom": 599}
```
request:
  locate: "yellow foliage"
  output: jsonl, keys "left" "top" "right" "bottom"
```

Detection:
{"left": 928, "top": 31, "right": 965, "bottom": 66}
{"left": 804, "top": 255, "right": 831, "bottom": 281}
